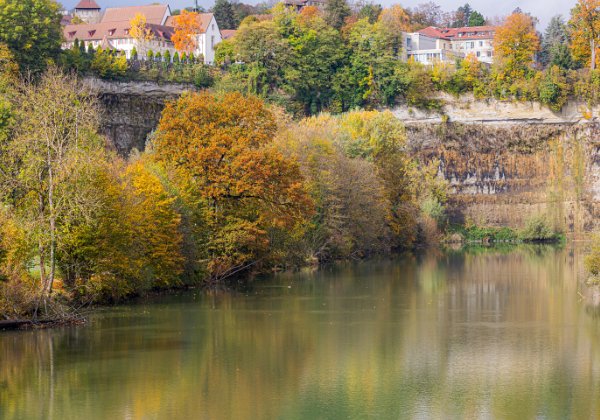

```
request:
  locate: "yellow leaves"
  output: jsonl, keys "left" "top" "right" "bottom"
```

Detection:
{"left": 377, "top": 5, "right": 411, "bottom": 34}
{"left": 129, "top": 13, "right": 154, "bottom": 43}
{"left": 172, "top": 10, "right": 201, "bottom": 53}
{"left": 569, "top": 0, "right": 600, "bottom": 69}
{"left": 493, "top": 12, "right": 540, "bottom": 81}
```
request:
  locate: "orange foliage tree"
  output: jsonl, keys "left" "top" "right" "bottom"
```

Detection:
{"left": 172, "top": 10, "right": 201, "bottom": 54}
{"left": 153, "top": 92, "right": 313, "bottom": 279}
{"left": 493, "top": 12, "right": 540, "bottom": 81}
{"left": 569, "top": 0, "right": 600, "bottom": 70}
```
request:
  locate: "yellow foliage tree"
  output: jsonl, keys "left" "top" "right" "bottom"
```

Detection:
{"left": 172, "top": 10, "right": 201, "bottom": 54}
{"left": 493, "top": 12, "right": 540, "bottom": 81}
{"left": 569, "top": 0, "right": 600, "bottom": 70}
{"left": 129, "top": 13, "right": 154, "bottom": 56}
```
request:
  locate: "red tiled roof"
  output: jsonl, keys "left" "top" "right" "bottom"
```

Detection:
{"left": 418, "top": 25, "right": 495, "bottom": 41}
{"left": 221, "top": 29, "right": 236, "bottom": 40}
{"left": 75, "top": 0, "right": 100, "bottom": 10}
{"left": 164, "top": 13, "right": 213, "bottom": 34}
{"left": 61, "top": 14, "right": 73, "bottom": 25}
{"left": 101, "top": 4, "right": 170, "bottom": 25}
{"left": 63, "top": 21, "right": 174, "bottom": 41}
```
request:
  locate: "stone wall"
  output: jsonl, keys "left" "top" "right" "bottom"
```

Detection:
{"left": 86, "top": 78, "right": 196, "bottom": 155}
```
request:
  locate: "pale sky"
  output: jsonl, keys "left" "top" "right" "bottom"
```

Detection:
{"left": 60, "top": 0, "right": 576, "bottom": 32}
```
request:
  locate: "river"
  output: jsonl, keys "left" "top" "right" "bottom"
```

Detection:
{"left": 1, "top": 245, "right": 600, "bottom": 419}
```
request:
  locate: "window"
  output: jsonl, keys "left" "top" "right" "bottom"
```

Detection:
{"left": 212, "top": 24, "right": 214, "bottom": 31}
{"left": 479, "top": 41, "right": 483, "bottom": 47}
{"left": 108, "top": 29, "right": 115, "bottom": 36}
{"left": 476, "top": 51, "right": 480, "bottom": 57}
{"left": 211, "top": 35, "right": 214, "bottom": 48}
{"left": 487, "top": 51, "right": 492, "bottom": 57}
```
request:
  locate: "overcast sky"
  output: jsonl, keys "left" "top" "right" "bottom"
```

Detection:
{"left": 60, "top": 0, "right": 576, "bottom": 32}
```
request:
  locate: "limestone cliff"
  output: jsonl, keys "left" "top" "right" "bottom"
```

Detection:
{"left": 89, "top": 80, "right": 600, "bottom": 236}
{"left": 86, "top": 78, "right": 196, "bottom": 154}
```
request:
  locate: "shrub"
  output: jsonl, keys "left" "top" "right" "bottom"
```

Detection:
{"left": 585, "top": 235, "right": 600, "bottom": 276}
{"left": 520, "top": 215, "right": 557, "bottom": 242}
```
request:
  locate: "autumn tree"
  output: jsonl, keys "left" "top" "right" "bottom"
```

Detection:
{"left": 452, "top": 3, "right": 472, "bottom": 27}
{"left": 0, "top": 44, "right": 17, "bottom": 143}
{"left": 152, "top": 92, "right": 313, "bottom": 280}
{"left": 130, "top": 13, "right": 154, "bottom": 57}
{"left": 494, "top": 12, "right": 540, "bottom": 81}
{"left": 569, "top": 0, "right": 600, "bottom": 70}
{"left": 410, "top": 1, "right": 442, "bottom": 28}
{"left": 0, "top": 68, "right": 101, "bottom": 310}
{"left": 172, "top": 10, "right": 201, "bottom": 54}
{"left": 0, "top": 0, "right": 63, "bottom": 73}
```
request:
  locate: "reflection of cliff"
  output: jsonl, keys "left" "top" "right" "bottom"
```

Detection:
{"left": 407, "top": 122, "right": 600, "bottom": 235}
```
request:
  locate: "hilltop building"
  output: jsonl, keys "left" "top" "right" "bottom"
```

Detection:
{"left": 73, "top": 0, "right": 102, "bottom": 23}
{"left": 281, "top": 0, "right": 326, "bottom": 12}
{"left": 404, "top": 25, "right": 496, "bottom": 66}
{"left": 62, "top": 3, "right": 222, "bottom": 64}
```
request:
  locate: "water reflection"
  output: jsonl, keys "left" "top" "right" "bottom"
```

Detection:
{"left": 1, "top": 245, "right": 600, "bottom": 419}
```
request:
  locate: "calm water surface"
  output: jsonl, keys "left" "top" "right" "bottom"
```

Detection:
{"left": 2, "top": 246, "right": 600, "bottom": 419}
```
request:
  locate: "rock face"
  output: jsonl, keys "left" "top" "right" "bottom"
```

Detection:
{"left": 86, "top": 78, "right": 196, "bottom": 155}
{"left": 90, "top": 80, "right": 600, "bottom": 236}
{"left": 403, "top": 121, "right": 600, "bottom": 236}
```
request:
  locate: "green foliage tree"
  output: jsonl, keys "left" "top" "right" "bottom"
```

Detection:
{"left": 452, "top": 3, "right": 472, "bottom": 27}
{"left": 540, "top": 16, "right": 574, "bottom": 69}
{"left": 468, "top": 10, "right": 485, "bottom": 26}
{"left": 213, "top": 0, "right": 237, "bottom": 30}
{"left": 357, "top": 2, "right": 382, "bottom": 23}
{"left": 0, "top": 0, "right": 63, "bottom": 73}
{"left": 325, "top": 0, "right": 351, "bottom": 30}
{"left": 0, "top": 68, "right": 101, "bottom": 309}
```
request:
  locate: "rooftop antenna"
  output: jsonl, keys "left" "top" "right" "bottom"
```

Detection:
{"left": 194, "top": 0, "right": 199, "bottom": 12}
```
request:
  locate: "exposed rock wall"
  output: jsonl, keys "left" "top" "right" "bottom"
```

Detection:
{"left": 89, "top": 80, "right": 600, "bottom": 236}
{"left": 404, "top": 121, "right": 600, "bottom": 236}
{"left": 86, "top": 78, "right": 196, "bottom": 155}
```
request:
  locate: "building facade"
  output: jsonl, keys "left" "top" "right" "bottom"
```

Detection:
{"left": 404, "top": 25, "right": 495, "bottom": 66}
{"left": 62, "top": 3, "right": 222, "bottom": 64}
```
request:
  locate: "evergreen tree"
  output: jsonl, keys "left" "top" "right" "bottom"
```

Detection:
{"left": 452, "top": 3, "right": 472, "bottom": 27}
{"left": 213, "top": 0, "right": 237, "bottom": 30}
{"left": 468, "top": 11, "right": 485, "bottom": 26}
{"left": 357, "top": 2, "right": 382, "bottom": 24}
{"left": 541, "top": 15, "right": 573, "bottom": 69}
{"left": 325, "top": 0, "right": 351, "bottom": 30}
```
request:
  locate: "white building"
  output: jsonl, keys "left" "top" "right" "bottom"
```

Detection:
{"left": 165, "top": 13, "right": 222, "bottom": 64}
{"left": 404, "top": 26, "right": 496, "bottom": 66}
{"left": 62, "top": 4, "right": 223, "bottom": 65}
{"left": 63, "top": 21, "right": 177, "bottom": 60}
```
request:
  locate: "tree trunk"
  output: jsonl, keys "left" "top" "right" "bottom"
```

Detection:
{"left": 591, "top": 39, "right": 596, "bottom": 71}
{"left": 47, "top": 162, "right": 56, "bottom": 295}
